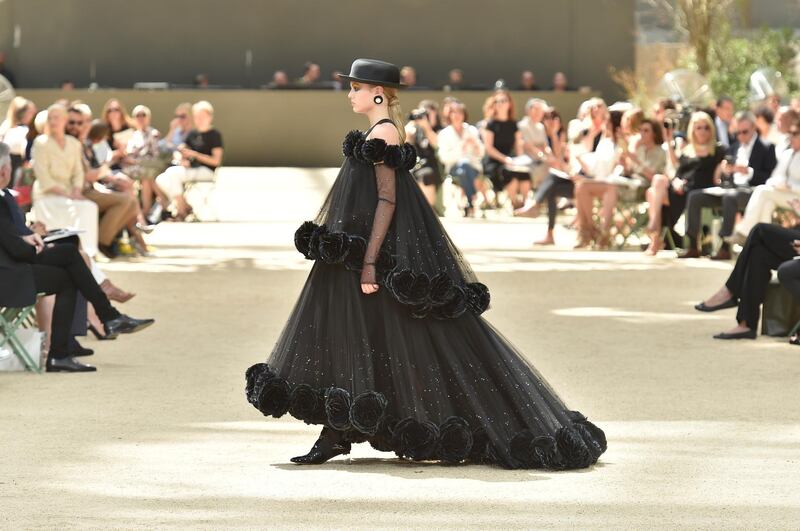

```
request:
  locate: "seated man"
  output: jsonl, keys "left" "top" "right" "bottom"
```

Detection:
{"left": 154, "top": 100, "right": 223, "bottom": 221}
{"left": 680, "top": 111, "right": 777, "bottom": 260}
{"left": 0, "top": 144, "right": 154, "bottom": 372}
{"left": 731, "top": 118, "right": 800, "bottom": 240}
{"left": 695, "top": 222, "right": 800, "bottom": 340}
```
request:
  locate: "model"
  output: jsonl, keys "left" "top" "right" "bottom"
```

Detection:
{"left": 245, "top": 59, "right": 606, "bottom": 470}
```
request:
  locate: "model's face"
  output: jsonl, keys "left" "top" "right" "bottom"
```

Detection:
{"left": 347, "top": 82, "right": 380, "bottom": 114}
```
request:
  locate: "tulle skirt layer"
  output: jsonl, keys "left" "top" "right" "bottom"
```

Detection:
{"left": 247, "top": 262, "right": 606, "bottom": 470}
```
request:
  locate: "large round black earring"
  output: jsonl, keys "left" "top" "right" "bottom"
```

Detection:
{"left": 373, "top": 95, "right": 384, "bottom": 105}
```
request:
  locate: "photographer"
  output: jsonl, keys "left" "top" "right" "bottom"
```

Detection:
{"left": 405, "top": 100, "right": 442, "bottom": 208}
{"left": 679, "top": 111, "right": 777, "bottom": 259}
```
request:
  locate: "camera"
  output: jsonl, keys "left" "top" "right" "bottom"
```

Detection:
{"left": 663, "top": 111, "right": 680, "bottom": 131}
{"left": 409, "top": 108, "right": 427, "bottom": 121}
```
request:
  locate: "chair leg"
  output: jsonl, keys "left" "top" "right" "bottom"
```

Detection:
{"left": 0, "top": 306, "right": 42, "bottom": 373}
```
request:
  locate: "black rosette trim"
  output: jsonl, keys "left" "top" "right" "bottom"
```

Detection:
{"left": 244, "top": 363, "right": 606, "bottom": 470}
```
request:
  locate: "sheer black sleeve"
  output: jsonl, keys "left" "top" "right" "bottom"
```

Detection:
{"left": 361, "top": 162, "right": 396, "bottom": 285}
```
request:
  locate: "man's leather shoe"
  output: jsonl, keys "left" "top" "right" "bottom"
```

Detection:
{"left": 677, "top": 248, "right": 701, "bottom": 259}
{"left": 695, "top": 298, "right": 738, "bottom": 312}
{"left": 713, "top": 329, "right": 757, "bottom": 340}
{"left": 710, "top": 247, "right": 732, "bottom": 260}
{"left": 46, "top": 356, "right": 97, "bottom": 372}
{"left": 104, "top": 314, "right": 155, "bottom": 336}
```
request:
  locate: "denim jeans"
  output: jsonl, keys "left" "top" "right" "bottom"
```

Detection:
{"left": 451, "top": 162, "right": 479, "bottom": 207}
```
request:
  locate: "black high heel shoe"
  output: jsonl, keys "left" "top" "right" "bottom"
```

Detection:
{"left": 88, "top": 323, "right": 116, "bottom": 341}
{"left": 290, "top": 429, "right": 351, "bottom": 465}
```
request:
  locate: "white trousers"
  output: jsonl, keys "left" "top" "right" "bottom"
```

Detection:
{"left": 33, "top": 195, "right": 99, "bottom": 257}
{"left": 155, "top": 165, "right": 215, "bottom": 201}
{"left": 736, "top": 184, "right": 800, "bottom": 236}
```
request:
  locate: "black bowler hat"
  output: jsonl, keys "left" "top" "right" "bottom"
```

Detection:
{"left": 338, "top": 58, "right": 406, "bottom": 88}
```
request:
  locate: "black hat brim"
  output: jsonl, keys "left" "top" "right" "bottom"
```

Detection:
{"left": 337, "top": 74, "right": 405, "bottom": 89}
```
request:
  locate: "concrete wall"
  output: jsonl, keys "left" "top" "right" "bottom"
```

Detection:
{"left": 2, "top": 0, "right": 634, "bottom": 99}
{"left": 19, "top": 89, "right": 596, "bottom": 167}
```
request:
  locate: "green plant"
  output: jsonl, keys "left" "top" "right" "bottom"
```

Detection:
{"left": 679, "top": 23, "right": 799, "bottom": 108}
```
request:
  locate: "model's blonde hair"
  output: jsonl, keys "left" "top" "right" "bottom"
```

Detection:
{"left": 384, "top": 87, "right": 405, "bottom": 143}
{"left": 685, "top": 111, "right": 717, "bottom": 157}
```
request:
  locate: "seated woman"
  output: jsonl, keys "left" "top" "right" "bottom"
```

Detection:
{"left": 124, "top": 105, "right": 163, "bottom": 227}
{"left": 480, "top": 90, "right": 528, "bottom": 209}
{"left": 697, "top": 222, "right": 800, "bottom": 339}
{"left": 573, "top": 109, "right": 624, "bottom": 249}
{"left": 437, "top": 101, "right": 486, "bottom": 216}
{"left": 31, "top": 104, "right": 100, "bottom": 257}
{"left": 155, "top": 101, "right": 223, "bottom": 220}
{"left": 644, "top": 111, "right": 723, "bottom": 255}
{"left": 730, "top": 118, "right": 800, "bottom": 240}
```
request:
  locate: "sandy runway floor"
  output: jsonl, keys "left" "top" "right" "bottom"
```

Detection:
{"left": 2, "top": 169, "right": 799, "bottom": 530}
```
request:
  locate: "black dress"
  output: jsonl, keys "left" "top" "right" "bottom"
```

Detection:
{"left": 664, "top": 145, "right": 724, "bottom": 229}
{"left": 245, "top": 120, "right": 606, "bottom": 470}
{"left": 482, "top": 119, "right": 530, "bottom": 190}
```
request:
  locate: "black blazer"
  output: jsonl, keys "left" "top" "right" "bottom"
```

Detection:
{"left": 729, "top": 136, "right": 778, "bottom": 187}
{"left": 0, "top": 197, "right": 36, "bottom": 308}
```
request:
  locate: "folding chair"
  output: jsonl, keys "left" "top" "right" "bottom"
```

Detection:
{"left": 0, "top": 304, "right": 42, "bottom": 373}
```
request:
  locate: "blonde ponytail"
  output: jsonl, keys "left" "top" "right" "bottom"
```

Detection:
{"left": 385, "top": 88, "right": 406, "bottom": 144}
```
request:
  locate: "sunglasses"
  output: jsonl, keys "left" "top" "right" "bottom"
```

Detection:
{"left": 736, "top": 129, "right": 752, "bottom": 136}
{"left": 495, "top": 98, "right": 509, "bottom": 104}
{"left": 790, "top": 130, "right": 800, "bottom": 137}
{"left": 67, "top": 120, "right": 84, "bottom": 126}
{"left": 107, "top": 107, "right": 121, "bottom": 112}
{"left": 174, "top": 113, "right": 187, "bottom": 119}
{"left": 135, "top": 113, "right": 148, "bottom": 118}
{"left": 694, "top": 125, "right": 711, "bottom": 131}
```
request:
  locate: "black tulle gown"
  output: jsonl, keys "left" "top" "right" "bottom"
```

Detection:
{"left": 245, "top": 121, "right": 607, "bottom": 470}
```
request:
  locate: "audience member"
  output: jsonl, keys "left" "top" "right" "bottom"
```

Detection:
{"left": 517, "top": 98, "right": 549, "bottom": 185}
{"left": 194, "top": 73, "right": 210, "bottom": 88}
{"left": 552, "top": 72, "right": 569, "bottom": 92}
{"left": 0, "top": 97, "right": 36, "bottom": 181}
{"left": 267, "top": 70, "right": 290, "bottom": 89}
{"left": 437, "top": 101, "right": 486, "bottom": 216}
{"left": 443, "top": 69, "right": 465, "bottom": 91}
{"left": 155, "top": 101, "right": 223, "bottom": 220}
{"left": 405, "top": 100, "right": 443, "bottom": 208}
{"left": 696, "top": 223, "right": 800, "bottom": 340}
{"left": 680, "top": 111, "right": 777, "bottom": 259}
{"left": 481, "top": 89, "right": 529, "bottom": 209}
{"left": 730, "top": 119, "right": 800, "bottom": 240}
{"left": 61, "top": 80, "right": 75, "bottom": 91}
{"left": 401, "top": 66, "right": 418, "bottom": 89}
{"left": 754, "top": 105, "right": 775, "bottom": 142}
{"left": 297, "top": 62, "right": 321, "bottom": 86}
{"left": 124, "top": 105, "right": 162, "bottom": 231}
{"left": 101, "top": 99, "right": 135, "bottom": 171}
{"left": 159, "top": 102, "right": 193, "bottom": 155}
{"left": 519, "top": 71, "right": 540, "bottom": 91}
{"left": 0, "top": 51, "right": 16, "bottom": 87}
{"left": 31, "top": 104, "right": 100, "bottom": 257}
{"left": 714, "top": 96, "right": 735, "bottom": 148}
{"left": 645, "top": 111, "right": 723, "bottom": 255}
